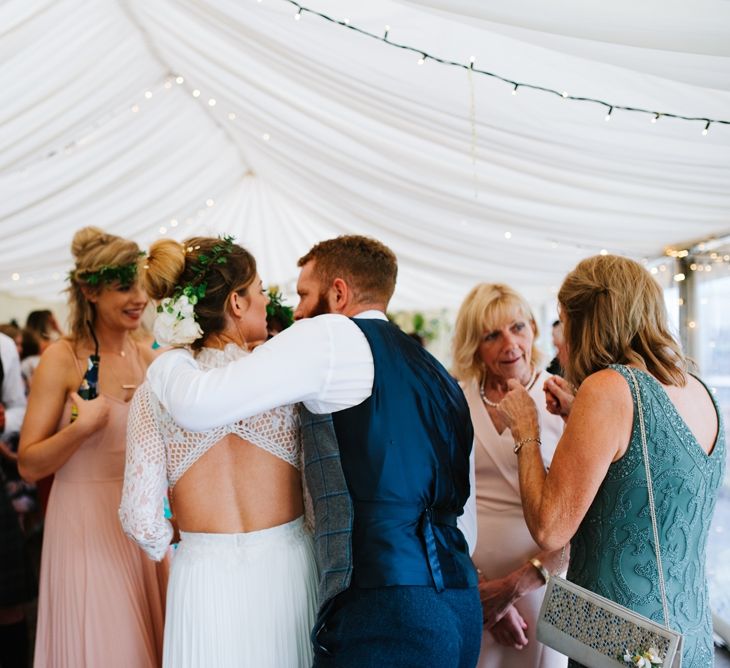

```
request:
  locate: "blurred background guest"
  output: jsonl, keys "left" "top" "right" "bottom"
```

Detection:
{"left": 0, "top": 330, "right": 33, "bottom": 668}
{"left": 24, "top": 310, "right": 63, "bottom": 348}
{"left": 452, "top": 283, "right": 567, "bottom": 668}
{"left": 0, "top": 324, "right": 22, "bottom": 358}
{"left": 19, "top": 227, "right": 168, "bottom": 668}
{"left": 498, "top": 255, "right": 725, "bottom": 668}
{"left": 545, "top": 320, "right": 566, "bottom": 377}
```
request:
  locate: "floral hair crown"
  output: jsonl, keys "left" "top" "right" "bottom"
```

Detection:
{"left": 153, "top": 235, "right": 236, "bottom": 347}
{"left": 70, "top": 252, "right": 146, "bottom": 288}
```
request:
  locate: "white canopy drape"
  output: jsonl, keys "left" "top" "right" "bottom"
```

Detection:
{"left": 1, "top": 0, "right": 729, "bottom": 309}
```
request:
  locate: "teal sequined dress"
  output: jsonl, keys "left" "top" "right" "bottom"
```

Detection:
{"left": 567, "top": 365, "right": 725, "bottom": 668}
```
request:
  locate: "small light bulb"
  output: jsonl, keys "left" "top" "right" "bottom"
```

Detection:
{"left": 504, "top": 232, "right": 512, "bottom": 239}
{"left": 600, "top": 249, "right": 608, "bottom": 255}
{"left": 417, "top": 55, "right": 425, "bottom": 65}
{"left": 228, "top": 112, "right": 237, "bottom": 120}
{"left": 469, "top": 56, "right": 476, "bottom": 69}
{"left": 144, "top": 90, "right": 152, "bottom": 99}
{"left": 11, "top": 273, "right": 20, "bottom": 281}
{"left": 131, "top": 104, "right": 139, "bottom": 113}
{"left": 176, "top": 76, "right": 184, "bottom": 84}
{"left": 262, "top": 133, "right": 270, "bottom": 141}
{"left": 170, "top": 218, "right": 179, "bottom": 227}
{"left": 164, "top": 81, "right": 172, "bottom": 89}
{"left": 384, "top": 24, "right": 390, "bottom": 39}
{"left": 604, "top": 107, "right": 613, "bottom": 122}
{"left": 159, "top": 226, "right": 167, "bottom": 234}
{"left": 673, "top": 273, "right": 686, "bottom": 282}
{"left": 511, "top": 84, "right": 519, "bottom": 96}
{"left": 206, "top": 199, "right": 215, "bottom": 207}
{"left": 651, "top": 113, "right": 660, "bottom": 124}
{"left": 294, "top": 9, "right": 301, "bottom": 20}
{"left": 343, "top": 18, "right": 349, "bottom": 25}
{"left": 702, "top": 121, "right": 710, "bottom": 136}
{"left": 192, "top": 89, "right": 201, "bottom": 98}
{"left": 650, "top": 267, "right": 658, "bottom": 275}
{"left": 208, "top": 98, "right": 216, "bottom": 106}
{"left": 561, "top": 91, "right": 568, "bottom": 98}
{"left": 688, "top": 321, "right": 696, "bottom": 329}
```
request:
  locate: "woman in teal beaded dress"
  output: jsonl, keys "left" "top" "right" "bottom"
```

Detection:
{"left": 498, "top": 254, "right": 725, "bottom": 667}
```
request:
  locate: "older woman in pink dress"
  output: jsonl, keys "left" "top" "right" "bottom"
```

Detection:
{"left": 452, "top": 283, "right": 567, "bottom": 668}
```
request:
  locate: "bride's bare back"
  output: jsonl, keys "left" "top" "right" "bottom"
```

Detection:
{"left": 172, "top": 433, "right": 303, "bottom": 534}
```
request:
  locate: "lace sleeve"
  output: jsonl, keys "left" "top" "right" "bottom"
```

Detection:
{"left": 120, "top": 383, "right": 173, "bottom": 561}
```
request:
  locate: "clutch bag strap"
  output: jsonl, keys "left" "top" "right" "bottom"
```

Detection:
{"left": 625, "top": 366, "right": 671, "bottom": 631}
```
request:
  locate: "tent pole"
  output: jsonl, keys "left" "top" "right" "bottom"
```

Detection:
{"left": 677, "top": 256, "right": 699, "bottom": 369}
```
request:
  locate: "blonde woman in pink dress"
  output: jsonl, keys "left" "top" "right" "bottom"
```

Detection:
{"left": 19, "top": 227, "right": 168, "bottom": 668}
{"left": 453, "top": 283, "right": 567, "bottom": 668}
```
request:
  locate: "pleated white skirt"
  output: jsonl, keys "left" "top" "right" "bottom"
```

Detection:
{"left": 163, "top": 517, "right": 318, "bottom": 668}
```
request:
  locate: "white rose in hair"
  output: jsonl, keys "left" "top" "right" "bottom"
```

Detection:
{"left": 153, "top": 310, "right": 177, "bottom": 347}
{"left": 175, "top": 294, "right": 195, "bottom": 317}
{"left": 153, "top": 296, "right": 203, "bottom": 346}
{"left": 175, "top": 316, "right": 203, "bottom": 344}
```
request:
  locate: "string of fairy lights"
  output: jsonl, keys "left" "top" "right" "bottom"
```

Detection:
{"left": 274, "top": 0, "right": 729, "bottom": 136}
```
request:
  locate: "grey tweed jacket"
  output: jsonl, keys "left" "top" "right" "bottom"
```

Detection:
{"left": 299, "top": 407, "right": 354, "bottom": 609}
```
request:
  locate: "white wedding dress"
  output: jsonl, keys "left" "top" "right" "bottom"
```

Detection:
{"left": 120, "top": 344, "right": 318, "bottom": 668}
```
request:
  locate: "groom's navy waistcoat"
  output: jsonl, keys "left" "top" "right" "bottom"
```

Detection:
{"left": 301, "top": 318, "right": 477, "bottom": 611}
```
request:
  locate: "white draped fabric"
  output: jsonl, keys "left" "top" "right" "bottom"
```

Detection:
{"left": 1, "top": 0, "right": 729, "bottom": 309}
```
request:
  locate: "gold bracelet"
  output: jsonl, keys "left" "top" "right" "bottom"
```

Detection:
{"left": 513, "top": 436, "right": 541, "bottom": 454}
{"left": 529, "top": 557, "right": 550, "bottom": 584}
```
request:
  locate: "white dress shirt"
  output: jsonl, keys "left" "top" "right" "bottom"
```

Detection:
{"left": 146, "top": 310, "right": 477, "bottom": 553}
{"left": 0, "top": 332, "right": 27, "bottom": 438}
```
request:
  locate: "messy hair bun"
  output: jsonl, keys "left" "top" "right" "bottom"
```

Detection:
{"left": 143, "top": 239, "right": 187, "bottom": 301}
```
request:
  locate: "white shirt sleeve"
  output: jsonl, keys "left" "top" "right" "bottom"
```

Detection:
{"left": 146, "top": 314, "right": 374, "bottom": 432}
{"left": 457, "top": 443, "right": 477, "bottom": 556}
{"left": 0, "top": 333, "right": 27, "bottom": 437}
{"left": 119, "top": 384, "right": 173, "bottom": 561}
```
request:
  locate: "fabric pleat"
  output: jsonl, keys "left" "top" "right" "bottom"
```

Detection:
{"left": 163, "top": 517, "right": 318, "bottom": 668}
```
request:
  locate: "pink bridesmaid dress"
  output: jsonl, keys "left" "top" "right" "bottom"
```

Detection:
{"left": 33, "top": 350, "right": 168, "bottom": 667}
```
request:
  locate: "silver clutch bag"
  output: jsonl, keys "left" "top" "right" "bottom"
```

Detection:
{"left": 536, "top": 367, "right": 683, "bottom": 667}
{"left": 537, "top": 576, "right": 682, "bottom": 667}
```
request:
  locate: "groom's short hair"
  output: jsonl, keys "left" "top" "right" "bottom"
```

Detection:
{"left": 298, "top": 235, "right": 397, "bottom": 305}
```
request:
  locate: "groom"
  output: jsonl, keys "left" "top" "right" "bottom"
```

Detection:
{"left": 147, "top": 235, "right": 481, "bottom": 667}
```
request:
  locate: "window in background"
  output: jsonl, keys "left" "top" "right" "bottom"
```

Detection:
{"left": 696, "top": 269, "right": 730, "bottom": 624}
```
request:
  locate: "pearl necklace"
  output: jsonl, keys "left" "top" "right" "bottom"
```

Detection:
{"left": 479, "top": 368, "right": 539, "bottom": 408}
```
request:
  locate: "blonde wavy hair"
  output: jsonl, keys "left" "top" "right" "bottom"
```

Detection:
{"left": 559, "top": 254, "right": 687, "bottom": 388}
{"left": 452, "top": 283, "right": 542, "bottom": 383}
{"left": 66, "top": 227, "right": 144, "bottom": 342}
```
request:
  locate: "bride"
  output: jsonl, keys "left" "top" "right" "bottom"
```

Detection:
{"left": 120, "top": 236, "right": 317, "bottom": 668}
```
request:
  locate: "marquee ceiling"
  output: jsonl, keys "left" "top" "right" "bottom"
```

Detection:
{"left": 1, "top": 0, "right": 729, "bottom": 310}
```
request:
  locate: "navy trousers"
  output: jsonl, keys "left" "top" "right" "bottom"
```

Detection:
{"left": 312, "top": 585, "right": 482, "bottom": 668}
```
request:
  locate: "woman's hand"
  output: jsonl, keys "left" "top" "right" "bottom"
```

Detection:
{"left": 70, "top": 391, "right": 110, "bottom": 434}
{"left": 496, "top": 379, "right": 539, "bottom": 442}
{"left": 543, "top": 376, "right": 575, "bottom": 420}
{"left": 479, "top": 572, "right": 518, "bottom": 629}
{"left": 490, "top": 605, "right": 528, "bottom": 650}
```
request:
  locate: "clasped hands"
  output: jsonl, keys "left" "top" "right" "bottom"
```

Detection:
{"left": 496, "top": 375, "right": 575, "bottom": 436}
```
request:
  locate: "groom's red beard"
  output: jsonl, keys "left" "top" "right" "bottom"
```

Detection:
{"left": 305, "top": 291, "right": 331, "bottom": 318}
